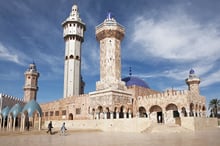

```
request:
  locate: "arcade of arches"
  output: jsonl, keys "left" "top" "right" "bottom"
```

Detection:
{"left": 88, "top": 105, "right": 132, "bottom": 120}
{"left": 138, "top": 103, "right": 206, "bottom": 123}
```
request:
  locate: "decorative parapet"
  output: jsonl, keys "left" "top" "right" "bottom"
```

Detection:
{"left": 0, "top": 93, "right": 25, "bottom": 111}
{"left": 137, "top": 90, "right": 188, "bottom": 101}
{"left": 0, "top": 93, "right": 24, "bottom": 102}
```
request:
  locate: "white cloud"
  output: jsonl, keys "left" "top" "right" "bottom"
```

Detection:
{"left": 132, "top": 14, "right": 220, "bottom": 62}
{"left": 0, "top": 43, "right": 27, "bottom": 65}
{"left": 201, "top": 70, "right": 220, "bottom": 87}
{"left": 36, "top": 51, "right": 63, "bottom": 75}
{"left": 127, "top": 6, "right": 220, "bottom": 88}
{"left": 82, "top": 42, "right": 100, "bottom": 76}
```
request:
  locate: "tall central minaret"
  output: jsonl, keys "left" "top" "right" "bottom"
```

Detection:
{"left": 95, "top": 12, "right": 126, "bottom": 91}
{"left": 62, "top": 4, "right": 86, "bottom": 98}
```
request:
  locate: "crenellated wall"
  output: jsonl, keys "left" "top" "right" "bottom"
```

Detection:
{"left": 137, "top": 90, "right": 188, "bottom": 111}
{"left": 0, "top": 93, "right": 25, "bottom": 112}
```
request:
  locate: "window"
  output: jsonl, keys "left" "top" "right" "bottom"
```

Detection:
{"left": 70, "top": 55, "right": 74, "bottom": 59}
{"left": 76, "top": 108, "right": 81, "bottom": 115}
{"left": 55, "top": 111, "right": 59, "bottom": 116}
{"left": 62, "top": 110, "right": 66, "bottom": 115}
{"left": 50, "top": 111, "right": 53, "bottom": 116}
{"left": 45, "top": 112, "right": 48, "bottom": 117}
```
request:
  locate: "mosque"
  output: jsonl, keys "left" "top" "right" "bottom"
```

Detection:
{"left": 0, "top": 4, "right": 216, "bottom": 132}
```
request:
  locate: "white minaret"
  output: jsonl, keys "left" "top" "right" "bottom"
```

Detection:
{"left": 62, "top": 4, "right": 86, "bottom": 98}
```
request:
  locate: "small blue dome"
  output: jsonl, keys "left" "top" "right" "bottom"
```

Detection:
{"left": 9, "top": 103, "right": 22, "bottom": 118}
{"left": 189, "top": 69, "right": 195, "bottom": 74}
{"left": 22, "top": 100, "right": 42, "bottom": 117}
{"left": 122, "top": 76, "right": 150, "bottom": 88}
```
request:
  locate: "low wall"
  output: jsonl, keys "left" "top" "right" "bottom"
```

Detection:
{"left": 181, "top": 117, "right": 218, "bottom": 131}
{"left": 44, "top": 118, "right": 151, "bottom": 132}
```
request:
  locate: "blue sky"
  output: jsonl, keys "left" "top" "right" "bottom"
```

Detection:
{"left": 0, "top": 0, "right": 220, "bottom": 106}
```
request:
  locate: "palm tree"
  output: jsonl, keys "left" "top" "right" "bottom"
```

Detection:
{"left": 208, "top": 98, "right": 220, "bottom": 117}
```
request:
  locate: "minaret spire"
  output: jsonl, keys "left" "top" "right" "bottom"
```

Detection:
{"left": 129, "top": 67, "right": 132, "bottom": 76}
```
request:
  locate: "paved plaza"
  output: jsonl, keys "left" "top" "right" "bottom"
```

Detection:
{"left": 0, "top": 127, "right": 220, "bottom": 146}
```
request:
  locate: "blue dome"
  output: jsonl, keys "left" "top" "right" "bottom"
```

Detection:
{"left": 122, "top": 76, "right": 150, "bottom": 88}
{"left": 189, "top": 69, "right": 195, "bottom": 74}
{"left": 9, "top": 103, "right": 22, "bottom": 118}
{"left": 22, "top": 100, "right": 42, "bottom": 117}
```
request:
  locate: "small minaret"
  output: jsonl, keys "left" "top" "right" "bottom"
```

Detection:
{"left": 95, "top": 12, "right": 126, "bottom": 90}
{"left": 62, "top": 4, "right": 86, "bottom": 98}
{"left": 23, "top": 63, "right": 40, "bottom": 102}
{"left": 185, "top": 69, "right": 200, "bottom": 95}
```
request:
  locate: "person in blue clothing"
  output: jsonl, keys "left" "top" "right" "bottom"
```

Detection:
{"left": 60, "top": 122, "right": 67, "bottom": 136}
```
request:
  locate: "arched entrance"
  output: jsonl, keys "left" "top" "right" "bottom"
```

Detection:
{"left": 166, "top": 103, "right": 179, "bottom": 118}
{"left": 113, "top": 107, "right": 117, "bottom": 119}
{"left": 97, "top": 106, "right": 103, "bottom": 119}
{"left": 139, "top": 106, "right": 147, "bottom": 118}
{"left": 106, "top": 107, "right": 110, "bottom": 119}
{"left": 119, "top": 106, "right": 125, "bottom": 118}
{"left": 181, "top": 107, "right": 187, "bottom": 117}
{"left": 195, "top": 104, "right": 198, "bottom": 117}
{"left": 92, "top": 108, "right": 95, "bottom": 119}
{"left": 23, "top": 111, "right": 29, "bottom": 130}
{"left": 149, "top": 105, "right": 163, "bottom": 123}
{"left": 189, "top": 103, "right": 194, "bottom": 116}
{"left": 69, "top": 113, "right": 73, "bottom": 120}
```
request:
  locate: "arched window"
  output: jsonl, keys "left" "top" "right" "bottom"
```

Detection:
{"left": 69, "top": 55, "right": 74, "bottom": 59}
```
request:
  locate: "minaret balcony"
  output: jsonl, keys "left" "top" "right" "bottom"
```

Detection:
{"left": 23, "top": 86, "right": 38, "bottom": 90}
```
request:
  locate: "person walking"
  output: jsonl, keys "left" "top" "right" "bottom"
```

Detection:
{"left": 60, "top": 122, "right": 67, "bottom": 136}
{"left": 47, "top": 121, "right": 53, "bottom": 135}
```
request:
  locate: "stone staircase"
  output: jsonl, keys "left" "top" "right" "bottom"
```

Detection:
{"left": 142, "top": 123, "right": 190, "bottom": 133}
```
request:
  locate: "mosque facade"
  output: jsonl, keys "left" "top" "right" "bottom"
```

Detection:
{"left": 0, "top": 4, "right": 211, "bottom": 132}
{"left": 40, "top": 4, "right": 206, "bottom": 125}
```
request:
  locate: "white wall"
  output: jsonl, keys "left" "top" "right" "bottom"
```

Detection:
{"left": 181, "top": 117, "right": 218, "bottom": 131}
{"left": 44, "top": 118, "right": 151, "bottom": 132}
